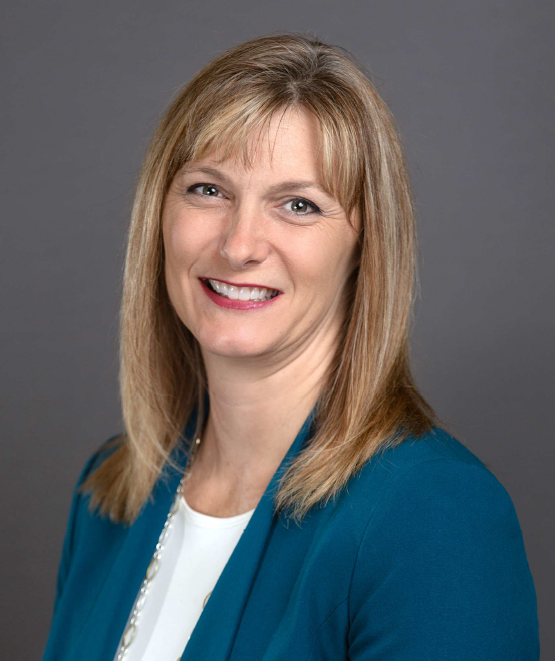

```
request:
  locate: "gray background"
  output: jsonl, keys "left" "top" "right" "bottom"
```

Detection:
{"left": 1, "top": 1, "right": 553, "bottom": 658}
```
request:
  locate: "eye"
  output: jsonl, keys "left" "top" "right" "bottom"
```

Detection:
{"left": 186, "top": 183, "right": 225, "bottom": 198}
{"left": 185, "top": 184, "right": 321, "bottom": 217}
{"left": 283, "top": 197, "right": 321, "bottom": 216}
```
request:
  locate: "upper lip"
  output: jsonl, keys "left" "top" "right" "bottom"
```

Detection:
{"left": 200, "top": 277, "right": 282, "bottom": 293}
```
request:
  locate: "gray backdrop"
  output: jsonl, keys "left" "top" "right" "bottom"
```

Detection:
{"left": 2, "top": 1, "right": 553, "bottom": 658}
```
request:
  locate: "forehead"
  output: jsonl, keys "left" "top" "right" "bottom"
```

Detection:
{"left": 200, "top": 106, "right": 324, "bottom": 176}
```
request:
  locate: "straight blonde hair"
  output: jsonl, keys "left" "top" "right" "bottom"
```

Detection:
{"left": 81, "top": 31, "right": 442, "bottom": 525}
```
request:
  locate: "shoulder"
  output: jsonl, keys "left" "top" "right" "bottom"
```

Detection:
{"left": 344, "top": 427, "right": 539, "bottom": 658}
{"left": 51, "top": 433, "right": 125, "bottom": 612}
{"left": 314, "top": 425, "right": 527, "bottom": 587}
{"left": 77, "top": 433, "right": 123, "bottom": 487}
{"left": 366, "top": 424, "right": 502, "bottom": 474}
{"left": 346, "top": 424, "right": 534, "bottom": 599}
{"left": 67, "top": 433, "right": 124, "bottom": 532}
{"left": 349, "top": 425, "right": 516, "bottom": 518}
{"left": 63, "top": 433, "right": 126, "bottom": 552}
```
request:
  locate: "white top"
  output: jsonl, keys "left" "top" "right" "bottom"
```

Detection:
{"left": 115, "top": 493, "right": 255, "bottom": 661}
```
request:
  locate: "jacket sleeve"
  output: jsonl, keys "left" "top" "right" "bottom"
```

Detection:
{"left": 51, "top": 437, "right": 118, "bottom": 617}
{"left": 347, "top": 457, "right": 540, "bottom": 660}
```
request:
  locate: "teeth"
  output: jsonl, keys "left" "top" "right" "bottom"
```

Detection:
{"left": 208, "top": 279, "right": 279, "bottom": 301}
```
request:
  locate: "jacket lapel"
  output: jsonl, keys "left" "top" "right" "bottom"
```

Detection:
{"left": 180, "top": 397, "right": 318, "bottom": 660}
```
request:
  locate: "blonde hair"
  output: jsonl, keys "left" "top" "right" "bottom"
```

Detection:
{"left": 81, "top": 31, "right": 442, "bottom": 525}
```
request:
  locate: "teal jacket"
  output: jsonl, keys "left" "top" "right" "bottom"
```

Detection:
{"left": 42, "top": 395, "right": 539, "bottom": 660}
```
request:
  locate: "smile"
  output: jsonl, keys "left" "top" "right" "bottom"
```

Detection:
{"left": 199, "top": 278, "right": 282, "bottom": 310}
{"left": 201, "top": 278, "right": 280, "bottom": 301}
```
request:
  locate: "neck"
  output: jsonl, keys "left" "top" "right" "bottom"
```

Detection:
{"left": 194, "top": 328, "right": 337, "bottom": 496}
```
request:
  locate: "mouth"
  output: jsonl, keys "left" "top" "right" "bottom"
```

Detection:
{"left": 199, "top": 277, "right": 281, "bottom": 301}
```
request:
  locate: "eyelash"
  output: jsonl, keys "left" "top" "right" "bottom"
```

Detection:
{"left": 185, "top": 183, "right": 322, "bottom": 217}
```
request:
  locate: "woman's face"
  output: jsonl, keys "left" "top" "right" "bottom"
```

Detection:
{"left": 161, "top": 106, "right": 361, "bottom": 362}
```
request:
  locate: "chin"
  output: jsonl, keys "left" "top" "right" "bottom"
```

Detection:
{"left": 198, "top": 329, "right": 273, "bottom": 358}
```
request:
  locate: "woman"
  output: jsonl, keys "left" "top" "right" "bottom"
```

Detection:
{"left": 42, "top": 33, "right": 539, "bottom": 660}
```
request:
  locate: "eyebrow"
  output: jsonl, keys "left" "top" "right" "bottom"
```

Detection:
{"left": 180, "top": 165, "right": 332, "bottom": 198}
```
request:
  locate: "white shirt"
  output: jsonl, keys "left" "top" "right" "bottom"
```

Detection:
{"left": 115, "top": 493, "right": 255, "bottom": 661}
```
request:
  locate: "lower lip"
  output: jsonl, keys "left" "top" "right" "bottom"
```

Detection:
{"left": 199, "top": 279, "right": 282, "bottom": 310}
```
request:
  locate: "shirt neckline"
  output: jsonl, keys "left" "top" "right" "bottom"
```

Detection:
{"left": 180, "top": 493, "right": 256, "bottom": 529}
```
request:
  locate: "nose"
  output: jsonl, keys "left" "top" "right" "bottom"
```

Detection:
{"left": 219, "top": 200, "right": 269, "bottom": 268}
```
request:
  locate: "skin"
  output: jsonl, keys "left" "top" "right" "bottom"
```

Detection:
{"left": 161, "top": 106, "right": 361, "bottom": 517}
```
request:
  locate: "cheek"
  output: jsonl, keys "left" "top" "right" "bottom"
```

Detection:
{"left": 163, "top": 213, "right": 213, "bottom": 272}
{"left": 162, "top": 217, "right": 201, "bottom": 315}
{"left": 164, "top": 219, "right": 192, "bottom": 265}
{"left": 288, "top": 232, "right": 349, "bottom": 293}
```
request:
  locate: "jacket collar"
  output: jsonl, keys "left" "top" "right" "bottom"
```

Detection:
{"left": 74, "top": 389, "right": 318, "bottom": 660}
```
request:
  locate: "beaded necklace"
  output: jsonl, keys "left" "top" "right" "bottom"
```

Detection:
{"left": 115, "top": 437, "right": 206, "bottom": 661}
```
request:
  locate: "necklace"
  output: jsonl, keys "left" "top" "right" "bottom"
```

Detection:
{"left": 116, "top": 436, "right": 206, "bottom": 661}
